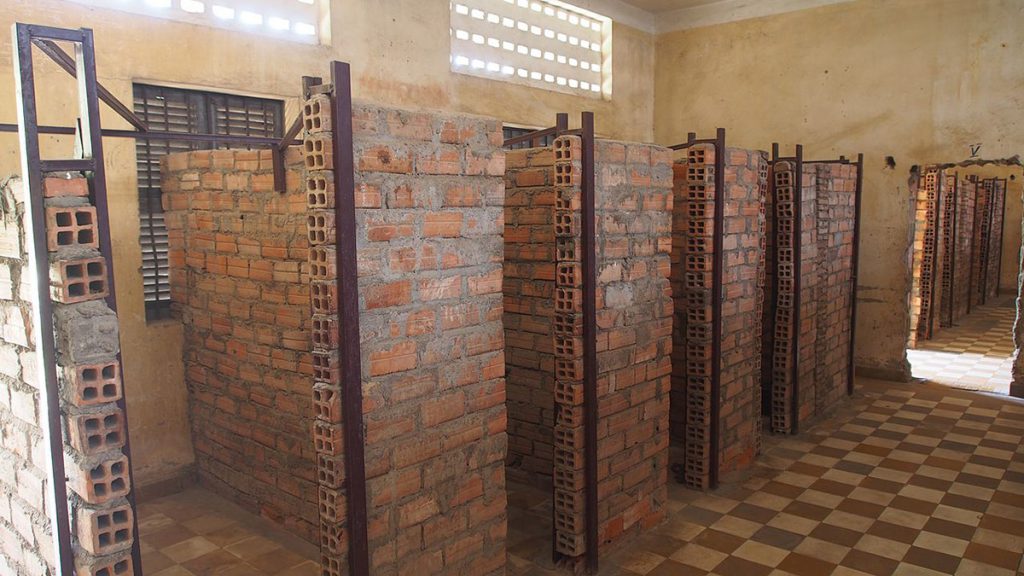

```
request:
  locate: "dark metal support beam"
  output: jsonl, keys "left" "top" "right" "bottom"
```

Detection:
{"left": 32, "top": 38, "right": 149, "bottom": 132}
{"left": 329, "top": 61, "right": 370, "bottom": 576}
{"left": 791, "top": 145, "right": 803, "bottom": 435}
{"left": 709, "top": 128, "right": 725, "bottom": 486}
{"left": 580, "top": 111, "right": 599, "bottom": 574}
{"left": 848, "top": 154, "right": 863, "bottom": 396}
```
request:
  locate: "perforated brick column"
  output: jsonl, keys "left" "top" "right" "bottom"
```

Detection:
{"left": 0, "top": 178, "right": 57, "bottom": 575}
{"left": 910, "top": 168, "right": 940, "bottom": 344}
{"left": 162, "top": 149, "right": 317, "bottom": 542}
{"left": 672, "top": 146, "right": 766, "bottom": 486}
{"left": 503, "top": 146, "right": 556, "bottom": 488}
{"left": 43, "top": 173, "right": 136, "bottom": 576}
{"left": 551, "top": 135, "right": 586, "bottom": 558}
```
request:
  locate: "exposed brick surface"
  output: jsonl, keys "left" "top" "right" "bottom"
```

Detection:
{"left": 767, "top": 161, "right": 856, "bottom": 433}
{"left": 811, "top": 163, "right": 857, "bottom": 417}
{"left": 50, "top": 257, "right": 109, "bottom": 304}
{"left": 910, "top": 168, "right": 941, "bottom": 343}
{"left": 64, "top": 362, "right": 123, "bottom": 408}
{"left": 162, "top": 148, "right": 318, "bottom": 542}
{"left": 42, "top": 174, "right": 89, "bottom": 198}
{"left": 67, "top": 407, "right": 125, "bottom": 456}
{"left": 671, "top": 146, "right": 766, "bottom": 487}
{"left": 0, "top": 177, "right": 56, "bottom": 574}
{"left": 591, "top": 138, "right": 672, "bottom": 551}
{"left": 298, "top": 99, "right": 507, "bottom": 574}
{"left": 45, "top": 204, "right": 98, "bottom": 251}
{"left": 503, "top": 147, "right": 556, "bottom": 487}
{"left": 75, "top": 504, "right": 133, "bottom": 555}
{"left": 66, "top": 454, "right": 130, "bottom": 505}
{"left": 984, "top": 179, "right": 1004, "bottom": 302}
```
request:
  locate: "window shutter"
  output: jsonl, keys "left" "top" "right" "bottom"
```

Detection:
{"left": 133, "top": 84, "right": 283, "bottom": 322}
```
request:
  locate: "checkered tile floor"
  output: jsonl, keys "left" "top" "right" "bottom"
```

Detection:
{"left": 138, "top": 487, "right": 319, "bottom": 575}
{"left": 594, "top": 378, "right": 1024, "bottom": 575}
{"left": 908, "top": 299, "right": 1016, "bottom": 394}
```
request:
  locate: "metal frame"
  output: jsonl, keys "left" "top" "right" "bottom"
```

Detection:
{"left": 0, "top": 36, "right": 302, "bottom": 192}
{"left": 579, "top": 111, "right": 598, "bottom": 574}
{"left": 772, "top": 143, "right": 803, "bottom": 435}
{"left": 10, "top": 23, "right": 142, "bottom": 575}
{"left": 967, "top": 176, "right": 978, "bottom": 315}
{"left": 669, "top": 129, "right": 725, "bottom": 487}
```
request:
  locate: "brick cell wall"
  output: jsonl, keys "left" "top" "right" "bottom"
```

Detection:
{"left": 592, "top": 139, "right": 672, "bottom": 549}
{"left": 345, "top": 103, "right": 508, "bottom": 575}
{"left": 0, "top": 178, "right": 56, "bottom": 576}
{"left": 671, "top": 146, "right": 765, "bottom": 487}
{"left": 162, "top": 149, "right": 318, "bottom": 541}
{"left": 503, "top": 147, "right": 556, "bottom": 488}
{"left": 812, "top": 163, "right": 857, "bottom": 415}
{"left": 985, "top": 180, "right": 1004, "bottom": 302}
{"left": 954, "top": 179, "right": 976, "bottom": 322}
{"left": 971, "top": 179, "right": 991, "bottom": 309}
{"left": 718, "top": 149, "right": 766, "bottom": 475}
{"left": 795, "top": 164, "right": 819, "bottom": 426}
{"left": 939, "top": 173, "right": 956, "bottom": 328}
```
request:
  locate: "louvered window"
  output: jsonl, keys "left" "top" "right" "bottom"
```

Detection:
{"left": 503, "top": 125, "right": 555, "bottom": 149}
{"left": 134, "top": 84, "right": 283, "bottom": 321}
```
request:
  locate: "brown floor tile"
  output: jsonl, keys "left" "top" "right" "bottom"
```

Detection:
{"left": 888, "top": 495, "right": 938, "bottom": 516}
{"left": 647, "top": 559, "right": 708, "bottom": 576}
{"left": 839, "top": 549, "right": 900, "bottom": 576}
{"left": 836, "top": 498, "right": 885, "bottom": 519}
{"left": 783, "top": 500, "right": 831, "bottom": 522}
{"left": 962, "top": 541, "right": 1021, "bottom": 570}
{"left": 730, "top": 503, "right": 778, "bottom": 524}
{"left": 776, "top": 552, "right": 837, "bottom": 576}
{"left": 145, "top": 525, "right": 199, "bottom": 549}
{"left": 901, "top": 545, "right": 961, "bottom": 573}
{"left": 808, "top": 523, "right": 861, "bottom": 548}
{"left": 921, "top": 517, "right": 976, "bottom": 541}
{"left": 692, "top": 529, "right": 744, "bottom": 554}
{"left": 713, "top": 555, "right": 774, "bottom": 576}
{"left": 865, "top": 520, "right": 919, "bottom": 544}
{"left": 750, "top": 526, "right": 803, "bottom": 551}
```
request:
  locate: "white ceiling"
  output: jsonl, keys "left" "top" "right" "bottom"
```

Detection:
{"left": 582, "top": 0, "right": 857, "bottom": 33}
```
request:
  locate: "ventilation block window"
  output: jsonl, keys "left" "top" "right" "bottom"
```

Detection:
{"left": 63, "top": 0, "right": 324, "bottom": 44}
{"left": 450, "top": 0, "right": 612, "bottom": 98}
{"left": 134, "top": 84, "right": 283, "bottom": 322}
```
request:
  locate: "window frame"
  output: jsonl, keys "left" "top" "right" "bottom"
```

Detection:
{"left": 133, "top": 83, "right": 284, "bottom": 322}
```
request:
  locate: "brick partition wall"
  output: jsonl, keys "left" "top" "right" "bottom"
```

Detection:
{"left": 0, "top": 177, "right": 56, "bottom": 575}
{"left": 971, "top": 178, "right": 992, "bottom": 309}
{"left": 319, "top": 101, "right": 508, "bottom": 574}
{"left": 954, "top": 178, "right": 977, "bottom": 322}
{"left": 593, "top": 138, "right": 672, "bottom": 549}
{"left": 671, "top": 146, "right": 766, "bottom": 488}
{"left": 985, "top": 179, "right": 1005, "bottom": 302}
{"left": 811, "top": 163, "right": 857, "bottom": 415}
{"left": 161, "top": 148, "right": 318, "bottom": 542}
{"left": 503, "top": 146, "right": 556, "bottom": 488}
{"left": 939, "top": 172, "right": 957, "bottom": 328}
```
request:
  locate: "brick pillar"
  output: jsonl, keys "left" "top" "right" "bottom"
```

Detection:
{"left": 910, "top": 168, "right": 940, "bottom": 345}
{"left": 673, "top": 146, "right": 766, "bottom": 486}
{"left": 0, "top": 177, "right": 57, "bottom": 575}
{"left": 42, "top": 173, "right": 136, "bottom": 575}
{"left": 986, "top": 179, "right": 1005, "bottom": 302}
{"left": 503, "top": 147, "right": 556, "bottom": 488}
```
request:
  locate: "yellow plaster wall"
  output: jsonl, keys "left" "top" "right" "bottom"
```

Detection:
{"left": 654, "top": 0, "right": 1024, "bottom": 380}
{"left": 0, "top": 0, "right": 655, "bottom": 488}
